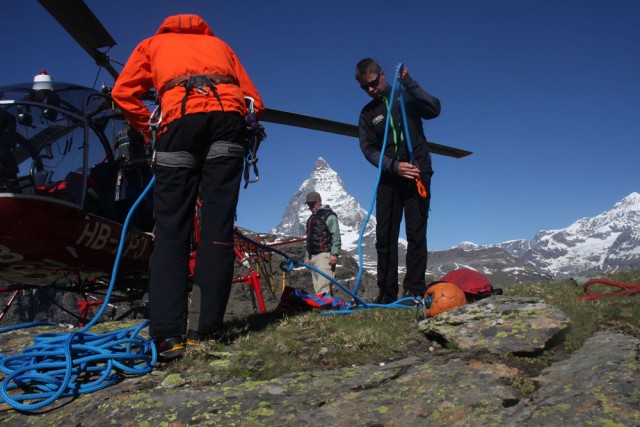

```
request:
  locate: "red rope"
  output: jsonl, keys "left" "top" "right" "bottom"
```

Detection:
{"left": 545, "top": 278, "right": 640, "bottom": 302}
{"left": 577, "top": 279, "right": 640, "bottom": 300}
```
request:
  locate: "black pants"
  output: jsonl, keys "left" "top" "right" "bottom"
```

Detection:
{"left": 149, "top": 111, "right": 245, "bottom": 339}
{"left": 375, "top": 171, "right": 431, "bottom": 302}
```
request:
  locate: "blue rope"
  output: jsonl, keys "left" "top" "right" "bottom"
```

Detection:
{"left": 399, "top": 87, "right": 416, "bottom": 164}
{"left": 0, "top": 176, "right": 157, "bottom": 412}
{"left": 234, "top": 231, "right": 367, "bottom": 308}
{"left": 234, "top": 219, "right": 425, "bottom": 313}
{"left": 292, "top": 261, "right": 369, "bottom": 307}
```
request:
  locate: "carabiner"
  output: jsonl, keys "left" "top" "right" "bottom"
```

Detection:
{"left": 148, "top": 105, "right": 162, "bottom": 130}
{"left": 245, "top": 96, "right": 255, "bottom": 114}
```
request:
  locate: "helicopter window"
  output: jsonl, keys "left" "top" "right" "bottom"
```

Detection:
{"left": 0, "top": 89, "right": 111, "bottom": 202}
{"left": 2, "top": 85, "right": 152, "bottom": 228}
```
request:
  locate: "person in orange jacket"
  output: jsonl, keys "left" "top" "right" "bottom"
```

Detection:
{"left": 112, "top": 14, "right": 264, "bottom": 361}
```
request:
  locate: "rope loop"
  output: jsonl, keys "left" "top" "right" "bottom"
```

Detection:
{"left": 279, "top": 259, "right": 294, "bottom": 272}
{"left": 581, "top": 279, "right": 640, "bottom": 300}
{"left": 545, "top": 278, "right": 640, "bottom": 302}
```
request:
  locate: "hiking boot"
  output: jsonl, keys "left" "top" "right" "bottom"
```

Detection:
{"left": 186, "top": 329, "right": 203, "bottom": 346}
{"left": 154, "top": 336, "right": 185, "bottom": 362}
{"left": 186, "top": 329, "right": 224, "bottom": 346}
{"left": 372, "top": 294, "right": 395, "bottom": 305}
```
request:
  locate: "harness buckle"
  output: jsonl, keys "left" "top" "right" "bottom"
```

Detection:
{"left": 195, "top": 86, "right": 210, "bottom": 96}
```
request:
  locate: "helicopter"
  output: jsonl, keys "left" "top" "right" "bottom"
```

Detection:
{"left": 0, "top": 0, "right": 471, "bottom": 323}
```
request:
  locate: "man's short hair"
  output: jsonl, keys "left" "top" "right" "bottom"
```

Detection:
{"left": 355, "top": 58, "right": 381, "bottom": 80}
{"left": 306, "top": 191, "right": 322, "bottom": 203}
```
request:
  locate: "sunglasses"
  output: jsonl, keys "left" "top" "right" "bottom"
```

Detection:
{"left": 360, "top": 74, "right": 380, "bottom": 90}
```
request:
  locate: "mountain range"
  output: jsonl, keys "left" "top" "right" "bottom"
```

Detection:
{"left": 273, "top": 158, "right": 640, "bottom": 287}
{"left": 459, "top": 192, "right": 640, "bottom": 279}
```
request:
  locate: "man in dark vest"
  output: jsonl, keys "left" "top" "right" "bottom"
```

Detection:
{"left": 303, "top": 191, "right": 341, "bottom": 295}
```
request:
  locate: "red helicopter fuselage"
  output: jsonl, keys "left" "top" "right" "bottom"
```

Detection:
{"left": 0, "top": 80, "right": 155, "bottom": 291}
{"left": 0, "top": 194, "right": 152, "bottom": 286}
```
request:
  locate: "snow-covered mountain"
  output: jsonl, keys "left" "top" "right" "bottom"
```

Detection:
{"left": 459, "top": 239, "right": 531, "bottom": 258}
{"left": 272, "top": 157, "right": 407, "bottom": 268}
{"left": 522, "top": 192, "right": 640, "bottom": 277}
{"left": 455, "top": 192, "right": 640, "bottom": 278}
{"left": 426, "top": 246, "right": 551, "bottom": 287}
{"left": 272, "top": 158, "right": 640, "bottom": 285}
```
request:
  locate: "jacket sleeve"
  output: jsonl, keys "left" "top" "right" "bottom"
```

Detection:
{"left": 358, "top": 113, "right": 398, "bottom": 174}
{"left": 229, "top": 47, "right": 264, "bottom": 116}
{"left": 401, "top": 79, "right": 441, "bottom": 120}
{"left": 326, "top": 214, "right": 341, "bottom": 255}
{"left": 111, "top": 43, "right": 155, "bottom": 134}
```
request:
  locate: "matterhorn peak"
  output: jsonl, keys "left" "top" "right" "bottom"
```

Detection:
{"left": 315, "top": 156, "right": 330, "bottom": 169}
{"left": 272, "top": 157, "right": 386, "bottom": 267}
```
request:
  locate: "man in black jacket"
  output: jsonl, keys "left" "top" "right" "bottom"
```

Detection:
{"left": 355, "top": 58, "right": 441, "bottom": 304}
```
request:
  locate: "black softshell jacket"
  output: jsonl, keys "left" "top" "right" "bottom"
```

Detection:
{"left": 358, "top": 80, "right": 440, "bottom": 175}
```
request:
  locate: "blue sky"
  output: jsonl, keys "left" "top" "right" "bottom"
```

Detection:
{"left": 2, "top": 1, "right": 638, "bottom": 250}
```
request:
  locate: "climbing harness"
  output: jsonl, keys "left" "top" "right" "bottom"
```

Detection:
{"left": 147, "top": 72, "right": 238, "bottom": 135}
{"left": 161, "top": 73, "right": 237, "bottom": 118}
{"left": 150, "top": 79, "right": 264, "bottom": 188}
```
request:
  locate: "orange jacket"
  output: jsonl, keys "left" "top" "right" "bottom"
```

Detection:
{"left": 111, "top": 14, "right": 264, "bottom": 134}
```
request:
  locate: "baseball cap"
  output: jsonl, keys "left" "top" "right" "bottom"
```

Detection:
{"left": 305, "top": 191, "right": 321, "bottom": 203}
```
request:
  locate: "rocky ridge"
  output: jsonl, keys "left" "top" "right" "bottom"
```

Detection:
{"left": 1, "top": 296, "right": 637, "bottom": 426}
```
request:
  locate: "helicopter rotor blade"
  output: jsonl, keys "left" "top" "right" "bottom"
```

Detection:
{"left": 38, "top": 0, "right": 119, "bottom": 80}
{"left": 36, "top": 0, "right": 470, "bottom": 159}
{"left": 262, "top": 108, "right": 358, "bottom": 138}
{"left": 262, "top": 108, "right": 472, "bottom": 158}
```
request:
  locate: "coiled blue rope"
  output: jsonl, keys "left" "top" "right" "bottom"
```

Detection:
{"left": 0, "top": 176, "right": 157, "bottom": 412}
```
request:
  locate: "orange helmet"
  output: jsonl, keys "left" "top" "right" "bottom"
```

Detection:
{"left": 425, "top": 282, "right": 467, "bottom": 317}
